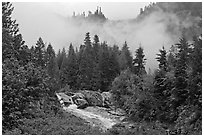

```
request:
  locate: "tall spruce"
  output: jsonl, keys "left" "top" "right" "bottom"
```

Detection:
{"left": 153, "top": 46, "right": 170, "bottom": 122}
{"left": 46, "top": 44, "right": 59, "bottom": 79}
{"left": 133, "top": 46, "right": 146, "bottom": 76}
{"left": 188, "top": 35, "right": 202, "bottom": 107}
{"left": 119, "top": 41, "right": 133, "bottom": 71}
{"left": 172, "top": 35, "right": 190, "bottom": 108}
{"left": 91, "top": 35, "right": 101, "bottom": 90}
{"left": 2, "top": 2, "right": 24, "bottom": 61}
{"left": 60, "top": 44, "right": 78, "bottom": 89}
{"left": 78, "top": 32, "right": 94, "bottom": 89}
{"left": 34, "top": 37, "right": 46, "bottom": 67}
{"left": 156, "top": 46, "right": 167, "bottom": 71}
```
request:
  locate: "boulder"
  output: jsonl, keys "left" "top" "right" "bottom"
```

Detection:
{"left": 72, "top": 92, "right": 85, "bottom": 103}
{"left": 56, "top": 93, "right": 74, "bottom": 107}
{"left": 80, "top": 90, "right": 103, "bottom": 106}
{"left": 75, "top": 98, "right": 88, "bottom": 109}
{"left": 101, "top": 92, "right": 112, "bottom": 107}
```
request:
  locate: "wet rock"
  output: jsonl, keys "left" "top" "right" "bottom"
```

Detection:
{"left": 80, "top": 90, "right": 104, "bottom": 106}
{"left": 72, "top": 92, "right": 85, "bottom": 103}
{"left": 57, "top": 90, "right": 113, "bottom": 109}
{"left": 56, "top": 93, "right": 73, "bottom": 107}
{"left": 76, "top": 99, "right": 88, "bottom": 109}
{"left": 101, "top": 92, "right": 112, "bottom": 107}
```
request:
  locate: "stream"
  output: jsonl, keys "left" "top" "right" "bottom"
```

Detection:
{"left": 64, "top": 105, "right": 119, "bottom": 131}
{"left": 56, "top": 93, "right": 126, "bottom": 132}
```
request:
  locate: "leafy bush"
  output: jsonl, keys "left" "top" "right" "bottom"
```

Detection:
{"left": 111, "top": 69, "right": 155, "bottom": 122}
{"left": 2, "top": 57, "right": 54, "bottom": 132}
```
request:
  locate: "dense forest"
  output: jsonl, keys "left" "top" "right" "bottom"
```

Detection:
{"left": 2, "top": 2, "right": 202, "bottom": 135}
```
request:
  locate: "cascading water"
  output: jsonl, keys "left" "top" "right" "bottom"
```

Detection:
{"left": 56, "top": 93, "right": 122, "bottom": 131}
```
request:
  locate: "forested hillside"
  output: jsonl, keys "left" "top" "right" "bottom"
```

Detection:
{"left": 137, "top": 2, "right": 202, "bottom": 39}
{"left": 2, "top": 2, "right": 202, "bottom": 135}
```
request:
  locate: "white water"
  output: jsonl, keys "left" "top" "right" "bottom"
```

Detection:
{"left": 56, "top": 93, "right": 122, "bottom": 131}
{"left": 63, "top": 104, "right": 118, "bottom": 131}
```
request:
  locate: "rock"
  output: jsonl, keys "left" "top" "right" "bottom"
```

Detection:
{"left": 56, "top": 93, "right": 74, "bottom": 107}
{"left": 72, "top": 92, "right": 85, "bottom": 103}
{"left": 57, "top": 90, "right": 113, "bottom": 109}
{"left": 101, "top": 92, "right": 112, "bottom": 107}
{"left": 76, "top": 99, "right": 88, "bottom": 109}
{"left": 80, "top": 90, "right": 103, "bottom": 106}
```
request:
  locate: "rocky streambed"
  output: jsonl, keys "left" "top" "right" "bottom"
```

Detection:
{"left": 56, "top": 92, "right": 127, "bottom": 132}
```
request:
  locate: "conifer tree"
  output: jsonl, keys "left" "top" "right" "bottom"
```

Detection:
{"left": 133, "top": 46, "right": 146, "bottom": 76}
{"left": 91, "top": 35, "right": 101, "bottom": 90}
{"left": 34, "top": 37, "right": 46, "bottom": 67}
{"left": 156, "top": 46, "right": 167, "bottom": 71}
{"left": 78, "top": 32, "right": 94, "bottom": 89}
{"left": 119, "top": 41, "right": 133, "bottom": 71}
{"left": 188, "top": 35, "right": 202, "bottom": 107}
{"left": 46, "top": 44, "right": 59, "bottom": 79}
{"left": 57, "top": 47, "right": 66, "bottom": 70}
{"left": 2, "top": 2, "right": 23, "bottom": 61}
{"left": 172, "top": 35, "right": 190, "bottom": 109}
{"left": 60, "top": 44, "right": 78, "bottom": 89}
{"left": 153, "top": 46, "right": 169, "bottom": 122}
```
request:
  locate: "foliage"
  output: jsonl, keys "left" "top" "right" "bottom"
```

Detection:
{"left": 132, "top": 46, "right": 147, "bottom": 76}
{"left": 2, "top": 57, "right": 51, "bottom": 131}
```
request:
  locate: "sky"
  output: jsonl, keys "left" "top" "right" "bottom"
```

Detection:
{"left": 11, "top": 2, "right": 179, "bottom": 71}
{"left": 12, "top": 2, "right": 149, "bottom": 20}
{"left": 12, "top": 2, "right": 149, "bottom": 47}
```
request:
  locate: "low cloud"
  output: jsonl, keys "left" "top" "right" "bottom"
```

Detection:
{"left": 12, "top": 3, "right": 200, "bottom": 70}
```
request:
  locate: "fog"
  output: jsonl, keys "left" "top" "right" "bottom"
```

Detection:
{"left": 12, "top": 2, "right": 196, "bottom": 70}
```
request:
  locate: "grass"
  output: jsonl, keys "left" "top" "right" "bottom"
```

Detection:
{"left": 3, "top": 110, "right": 103, "bottom": 135}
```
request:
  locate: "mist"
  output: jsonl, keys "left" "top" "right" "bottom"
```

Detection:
{"left": 12, "top": 2, "right": 197, "bottom": 70}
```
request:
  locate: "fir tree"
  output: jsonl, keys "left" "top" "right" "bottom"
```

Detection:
{"left": 118, "top": 41, "right": 133, "bottom": 71}
{"left": 91, "top": 35, "right": 101, "bottom": 90}
{"left": 78, "top": 32, "right": 94, "bottom": 89}
{"left": 156, "top": 46, "right": 167, "bottom": 71}
{"left": 60, "top": 44, "right": 78, "bottom": 89}
{"left": 172, "top": 35, "right": 190, "bottom": 109}
{"left": 153, "top": 46, "right": 169, "bottom": 122}
{"left": 2, "top": 2, "right": 23, "bottom": 61}
{"left": 188, "top": 35, "right": 202, "bottom": 107}
{"left": 34, "top": 37, "right": 46, "bottom": 67}
{"left": 57, "top": 47, "right": 66, "bottom": 70}
{"left": 133, "top": 46, "right": 146, "bottom": 76}
{"left": 46, "top": 44, "right": 59, "bottom": 79}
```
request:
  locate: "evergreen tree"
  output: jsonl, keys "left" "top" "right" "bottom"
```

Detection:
{"left": 118, "top": 41, "right": 133, "bottom": 71}
{"left": 77, "top": 32, "right": 94, "bottom": 90}
{"left": 171, "top": 35, "right": 190, "bottom": 111}
{"left": 188, "top": 35, "right": 202, "bottom": 107}
{"left": 34, "top": 37, "right": 46, "bottom": 67}
{"left": 153, "top": 46, "right": 170, "bottom": 122}
{"left": 133, "top": 46, "right": 146, "bottom": 76}
{"left": 46, "top": 44, "right": 59, "bottom": 79}
{"left": 98, "top": 42, "right": 110, "bottom": 91}
{"left": 2, "top": 2, "right": 23, "bottom": 61}
{"left": 167, "top": 45, "right": 177, "bottom": 71}
{"left": 91, "top": 35, "right": 101, "bottom": 90}
{"left": 156, "top": 46, "right": 167, "bottom": 71}
{"left": 98, "top": 42, "right": 120, "bottom": 91}
{"left": 63, "top": 43, "right": 78, "bottom": 89}
{"left": 57, "top": 47, "right": 66, "bottom": 70}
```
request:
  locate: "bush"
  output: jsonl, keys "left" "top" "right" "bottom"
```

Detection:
{"left": 111, "top": 69, "right": 155, "bottom": 122}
